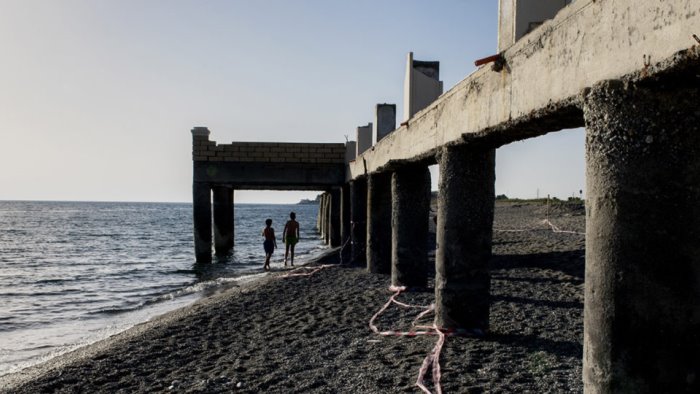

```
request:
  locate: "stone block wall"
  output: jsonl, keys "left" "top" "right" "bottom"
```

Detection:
{"left": 192, "top": 136, "right": 346, "bottom": 164}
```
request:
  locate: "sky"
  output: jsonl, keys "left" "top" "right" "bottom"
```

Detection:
{"left": 0, "top": 0, "right": 585, "bottom": 204}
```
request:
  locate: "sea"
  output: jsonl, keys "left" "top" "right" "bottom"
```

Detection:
{"left": 0, "top": 201, "right": 324, "bottom": 377}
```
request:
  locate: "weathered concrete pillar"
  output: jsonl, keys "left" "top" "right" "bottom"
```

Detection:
{"left": 582, "top": 80, "right": 700, "bottom": 393}
{"left": 367, "top": 172, "right": 392, "bottom": 274}
{"left": 435, "top": 145, "right": 495, "bottom": 330}
{"left": 340, "top": 184, "right": 351, "bottom": 249}
{"left": 193, "top": 182, "right": 212, "bottom": 263}
{"left": 316, "top": 194, "right": 322, "bottom": 232}
{"left": 391, "top": 165, "right": 431, "bottom": 288}
{"left": 212, "top": 186, "right": 234, "bottom": 256}
{"left": 350, "top": 178, "right": 367, "bottom": 263}
{"left": 319, "top": 193, "right": 327, "bottom": 238}
{"left": 329, "top": 188, "right": 342, "bottom": 247}
{"left": 323, "top": 193, "right": 331, "bottom": 245}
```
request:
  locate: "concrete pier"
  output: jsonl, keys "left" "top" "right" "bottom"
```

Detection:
{"left": 350, "top": 179, "right": 367, "bottom": 263}
{"left": 329, "top": 188, "right": 341, "bottom": 247}
{"left": 323, "top": 193, "right": 330, "bottom": 244}
{"left": 366, "top": 172, "right": 392, "bottom": 274}
{"left": 391, "top": 165, "right": 431, "bottom": 288}
{"left": 582, "top": 80, "right": 700, "bottom": 393}
{"left": 435, "top": 145, "right": 495, "bottom": 330}
{"left": 212, "top": 186, "right": 234, "bottom": 256}
{"left": 192, "top": 183, "right": 212, "bottom": 263}
{"left": 319, "top": 193, "right": 327, "bottom": 240}
{"left": 340, "top": 184, "right": 351, "bottom": 249}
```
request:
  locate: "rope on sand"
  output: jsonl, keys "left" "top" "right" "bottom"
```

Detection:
{"left": 416, "top": 324, "right": 446, "bottom": 394}
{"left": 542, "top": 219, "right": 585, "bottom": 235}
{"left": 369, "top": 286, "right": 483, "bottom": 393}
{"left": 494, "top": 218, "right": 584, "bottom": 235}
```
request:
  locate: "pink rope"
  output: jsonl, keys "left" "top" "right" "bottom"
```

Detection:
{"left": 369, "top": 287, "right": 451, "bottom": 393}
{"left": 415, "top": 324, "right": 446, "bottom": 394}
{"left": 494, "top": 219, "right": 584, "bottom": 235}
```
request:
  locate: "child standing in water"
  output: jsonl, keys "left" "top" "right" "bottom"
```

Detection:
{"left": 262, "top": 218, "right": 277, "bottom": 271}
{"left": 283, "top": 212, "right": 300, "bottom": 267}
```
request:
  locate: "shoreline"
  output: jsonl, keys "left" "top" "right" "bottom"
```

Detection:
{"left": 0, "top": 248, "right": 337, "bottom": 391}
{"left": 3, "top": 202, "right": 585, "bottom": 393}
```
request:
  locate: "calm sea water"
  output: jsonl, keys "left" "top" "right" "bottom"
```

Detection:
{"left": 0, "top": 201, "right": 324, "bottom": 376}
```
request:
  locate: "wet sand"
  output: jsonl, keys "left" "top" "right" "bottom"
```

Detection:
{"left": 2, "top": 201, "right": 585, "bottom": 393}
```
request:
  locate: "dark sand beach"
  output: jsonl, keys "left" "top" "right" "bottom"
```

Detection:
{"left": 2, "top": 201, "right": 585, "bottom": 393}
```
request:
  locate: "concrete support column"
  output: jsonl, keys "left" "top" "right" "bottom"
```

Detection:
{"left": 316, "top": 194, "right": 322, "bottom": 232}
{"left": 340, "top": 184, "right": 351, "bottom": 249}
{"left": 350, "top": 178, "right": 367, "bottom": 264}
{"left": 391, "top": 165, "right": 431, "bottom": 288}
{"left": 193, "top": 183, "right": 212, "bottom": 263}
{"left": 367, "top": 172, "right": 392, "bottom": 274}
{"left": 435, "top": 145, "right": 495, "bottom": 330}
{"left": 323, "top": 193, "right": 331, "bottom": 244}
{"left": 212, "top": 186, "right": 234, "bottom": 256}
{"left": 329, "top": 188, "right": 341, "bottom": 247}
{"left": 319, "top": 193, "right": 326, "bottom": 238}
{"left": 582, "top": 80, "right": 700, "bottom": 393}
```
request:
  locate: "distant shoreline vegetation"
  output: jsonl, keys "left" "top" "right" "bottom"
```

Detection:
{"left": 297, "top": 195, "right": 321, "bottom": 205}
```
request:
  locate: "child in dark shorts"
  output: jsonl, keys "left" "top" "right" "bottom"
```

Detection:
{"left": 262, "top": 218, "right": 277, "bottom": 271}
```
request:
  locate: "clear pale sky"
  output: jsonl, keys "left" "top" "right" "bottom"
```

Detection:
{"left": 0, "top": 0, "right": 585, "bottom": 204}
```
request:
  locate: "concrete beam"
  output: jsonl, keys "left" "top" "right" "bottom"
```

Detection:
{"left": 194, "top": 162, "right": 344, "bottom": 189}
{"left": 349, "top": 0, "right": 700, "bottom": 179}
{"left": 582, "top": 80, "right": 700, "bottom": 392}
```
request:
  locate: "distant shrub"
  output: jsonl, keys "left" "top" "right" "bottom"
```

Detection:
{"left": 495, "top": 194, "right": 509, "bottom": 200}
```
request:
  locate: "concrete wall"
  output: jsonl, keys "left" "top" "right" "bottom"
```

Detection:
{"left": 192, "top": 131, "right": 347, "bottom": 189}
{"left": 356, "top": 123, "right": 373, "bottom": 156}
{"left": 192, "top": 140, "right": 346, "bottom": 164}
{"left": 403, "top": 52, "right": 443, "bottom": 121}
{"left": 499, "top": 0, "right": 573, "bottom": 51}
{"left": 350, "top": 0, "right": 700, "bottom": 179}
{"left": 374, "top": 104, "right": 396, "bottom": 143}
